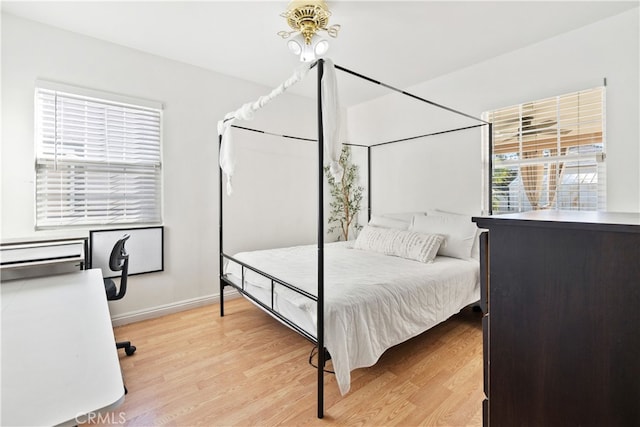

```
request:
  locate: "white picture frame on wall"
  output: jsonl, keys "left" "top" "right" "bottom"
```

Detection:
{"left": 89, "top": 226, "right": 164, "bottom": 278}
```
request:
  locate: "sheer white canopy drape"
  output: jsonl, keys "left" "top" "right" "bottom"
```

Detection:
{"left": 217, "top": 59, "right": 343, "bottom": 195}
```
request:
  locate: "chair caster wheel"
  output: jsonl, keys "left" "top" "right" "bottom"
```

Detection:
{"left": 125, "top": 345, "right": 136, "bottom": 356}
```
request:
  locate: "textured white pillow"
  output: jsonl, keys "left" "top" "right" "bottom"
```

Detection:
{"left": 410, "top": 212, "right": 477, "bottom": 259}
{"left": 353, "top": 225, "right": 443, "bottom": 263}
{"left": 368, "top": 215, "right": 410, "bottom": 230}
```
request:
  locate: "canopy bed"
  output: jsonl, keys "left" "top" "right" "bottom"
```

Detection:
{"left": 217, "top": 59, "right": 491, "bottom": 418}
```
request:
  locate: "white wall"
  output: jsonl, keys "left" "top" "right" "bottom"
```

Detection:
{"left": 349, "top": 8, "right": 640, "bottom": 215}
{"left": 0, "top": 13, "right": 320, "bottom": 320}
{"left": 2, "top": 8, "right": 637, "bottom": 322}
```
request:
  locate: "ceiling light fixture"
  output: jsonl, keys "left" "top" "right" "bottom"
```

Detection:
{"left": 277, "top": 0, "right": 340, "bottom": 62}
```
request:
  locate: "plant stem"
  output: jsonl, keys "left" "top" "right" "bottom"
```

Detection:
{"left": 341, "top": 168, "right": 350, "bottom": 240}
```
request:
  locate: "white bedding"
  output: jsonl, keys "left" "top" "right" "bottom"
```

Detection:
{"left": 224, "top": 241, "right": 479, "bottom": 395}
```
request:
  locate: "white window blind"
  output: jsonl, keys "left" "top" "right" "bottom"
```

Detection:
{"left": 485, "top": 87, "right": 606, "bottom": 214}
{"left": 35, "top": 84, "right": 162, "bottom": 228}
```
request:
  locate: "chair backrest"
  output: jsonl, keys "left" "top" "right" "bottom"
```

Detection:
{"left": 108, "top": 234, "right": 130, "bottom": 300}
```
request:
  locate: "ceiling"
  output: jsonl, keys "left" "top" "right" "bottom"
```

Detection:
{"left": 2, "top": 1, "right": 638, "bottom": 105}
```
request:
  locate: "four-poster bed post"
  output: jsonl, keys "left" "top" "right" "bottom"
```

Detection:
{"left": 218, "top": 134, "right": 224, "bottom": 317}
{"left": 315, "top": 58, "right": 326, "bottom": 419}
{"left": 367, "top": 146, "right": 371, "bottom": 222}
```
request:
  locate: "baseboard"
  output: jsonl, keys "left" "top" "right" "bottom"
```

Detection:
{"left": 110, "top": 290, "right": 239, "bottom": 326}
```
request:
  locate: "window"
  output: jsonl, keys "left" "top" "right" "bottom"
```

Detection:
{"left": 485, "top": 87, "right": 605, "bottom": 214}
{"left": 35, "top": 82, "right": 162, "bottom": 228}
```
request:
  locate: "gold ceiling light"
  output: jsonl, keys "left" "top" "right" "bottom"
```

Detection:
{"left": 277, "top": 0, "right": 341, "bottom": 62}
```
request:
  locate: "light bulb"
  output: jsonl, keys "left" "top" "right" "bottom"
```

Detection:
{"left": 287, "top": 39, "right": 302, "bottom": 55}
{"left": 300, "top": 42, "right": 316, "bottom": 62}
{"left": 314, "top": 39, "right": 329, "bottom": 56}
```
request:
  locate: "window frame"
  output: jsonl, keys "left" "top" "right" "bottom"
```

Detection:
{"left": 34, "top": 81, "right": 164, "bottom": 229}
{"left": 483, "top": 86, "right": 606, "bottom": 215}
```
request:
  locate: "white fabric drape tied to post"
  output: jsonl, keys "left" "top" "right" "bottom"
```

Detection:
{"left": 217, "top": 59, "right": 343, "bottom": 195}
{"left": 320, "top": 59, "right": 344, "bottom": 183}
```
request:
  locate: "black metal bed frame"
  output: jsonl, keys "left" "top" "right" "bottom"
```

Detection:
{"left": 218, "top": 59, "right": 491, "bottom": 418}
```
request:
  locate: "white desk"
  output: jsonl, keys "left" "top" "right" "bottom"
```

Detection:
{"left": 1, "top": 269, "right": 125, "bottom": 426}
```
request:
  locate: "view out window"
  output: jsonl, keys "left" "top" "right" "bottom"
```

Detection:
{"left": 485, "top": 87, "right": 605, "bottom": 214}
{"left": 35, "top": 82, "right": 163, "bottom": 228}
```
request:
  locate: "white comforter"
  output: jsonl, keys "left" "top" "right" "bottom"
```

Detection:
{"left": 225, "top": 241, "right": 479, "bottom": 395}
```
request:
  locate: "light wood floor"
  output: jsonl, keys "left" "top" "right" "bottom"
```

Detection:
{"left": 96, "top": 296, "right": 483, "bottom": 426}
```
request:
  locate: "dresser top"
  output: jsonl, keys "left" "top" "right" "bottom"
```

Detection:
{"left": 473, "top": 210, "right": 640, "bottom": 233}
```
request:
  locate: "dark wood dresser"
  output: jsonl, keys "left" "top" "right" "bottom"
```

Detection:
{"left": 473, "top": 210, "right": 640, "bottom": 427}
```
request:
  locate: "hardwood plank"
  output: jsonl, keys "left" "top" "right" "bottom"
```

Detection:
{"left": 84, "top": 297, "right": 483, "bottom": 426}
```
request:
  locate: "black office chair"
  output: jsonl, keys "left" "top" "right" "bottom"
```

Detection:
{"left": 104, "top": 234, "right": 136, "bottom": 356}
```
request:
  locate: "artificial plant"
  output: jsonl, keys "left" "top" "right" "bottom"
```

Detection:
{"left": 324, "top": 145, "right": 364, "bottom": 241}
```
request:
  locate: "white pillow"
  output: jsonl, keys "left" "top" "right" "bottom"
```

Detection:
{"left": 353, "top": 225, "right": 443, "bottom": 263}
{"left": 380, "top": 212, "right": 427, "bottom": 225}
{"left": 368, "top": 215, "right": 410, "bottom": 230}
{"left": 427, "top": 209, "right": 483, "bottom": 260}
{"left": 410, "top": 213, "right": 477, "bottom": 259}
